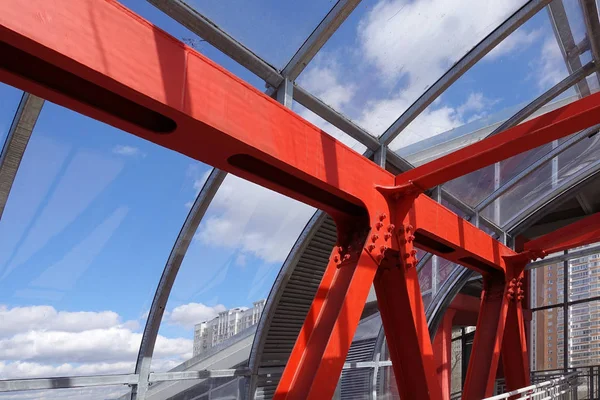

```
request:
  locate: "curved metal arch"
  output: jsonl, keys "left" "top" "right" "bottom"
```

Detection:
{"left": 379, "top": 0, "right": 550, "bottom": 146}
{"left": 132, "top": 168, "right": 227, "bottom": 400}
{"left": 247, "top": 210, "right": 328, "bottom": 396}
{"left": 0, "top": 92, "right": 44, "bottom": 220}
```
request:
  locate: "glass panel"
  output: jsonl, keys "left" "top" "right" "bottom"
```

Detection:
{"left": 569, "top": 251, "right": 600, "bottom": 302}
{"left": 169, "top": 1, "right": 335, "bottom": 68}
{"left": 144, "top": 376, "right": 246, "bottom": 400}
{"left": 376, "top": 365, "right": 400, "bottom": 400}
{"left": 418, "top": 256, "right": 432, "bottom": 292}
{"left": 392, "top": 3, "right": 569, "bottom": 154}
{"left": 153, "top": 175, "right": 314, "bottom": 371}
{"left": 569, "top": 300, "right": 600, "bottom": 368}
{"left": 0, "top": 83, "right": 24, "bottom": 146}
{"left": 298, "top": 0, "right": 527, "bottom": 138}
{"left": 118, "top": 0, "right": 266, "bottom": 90}
{"left": 0, "top": 101, "right": 199, "bottom": 378}
{"left": 531, "top": 307, "right": 564, "bottom": 370}
{"left": 0, "top": 385, "right": 130, "bottom": 400}
{"left": 486, "top": 131, "right": 600, "bottom": 227}
{"left": 531, "top": 262, "right": 564, "bottom": 309}
{"left": 451, "top": 335, "right": 463, "bottom": 396}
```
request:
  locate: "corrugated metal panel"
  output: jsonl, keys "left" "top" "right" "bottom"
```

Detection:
{"left": 252, "top": 213, "right": 336, "bottom": 399}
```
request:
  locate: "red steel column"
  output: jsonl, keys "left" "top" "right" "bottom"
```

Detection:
{"left": 502, "top": 294, "right": 530, "bottom": 391}
{"left": 374, "top": 211, "right": 444, "bottom": 400}
{"left": 462, "top": 272, "right": 510, "bottom": 400}
{"left": 433, "top": 309, "right": 456, "bottom": 400}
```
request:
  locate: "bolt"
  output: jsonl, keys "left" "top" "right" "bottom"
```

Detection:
{"left": 410, "top": 249, "right": 417, "bottom": 256}
{"left": 406, "top": 225, "right": 413, "bottom": 233}
{"left": 384, "top": 233, "right": 392, "bottom": 241}
{"left": 333, "top": 255, "right": 340, "bottom": 263}
{"left": 387, "top": 224, "right": 395, "bottom": 232}
{"left": 379, "top": 213, "right": 387, "bottom": 221}
{"left": 367, "top": 244, "right": 376, "bottom": 252}
{"left": 380, "top": 245, "right": 388, "bottom": 253}
{"left": 337, "top": 246, "right": 343, "bottom": 254}
{"left": 404, "top": 253, "right": 410, "bottom": 259}
{"left": 376, "top": 254, "right": 384, "bottom": 263}
{"left": 405, "top": 262, "right": 413, "bottom": 268}
{"left": 517, "top": 281, "right": 523, "bottom": 287}
{"left": 343, "top": 254, "right": 351, "bottom": 262}
{"left": 407, "top": 234, "right": 415, "bottom": 242}
{"left": 375, "top": 222, "right": 384, "bottom": 230}
{"left": 371, "top": 234, "right": 379, "bottom": 242}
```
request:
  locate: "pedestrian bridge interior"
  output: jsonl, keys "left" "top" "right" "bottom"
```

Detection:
{"left": 1, "top": 0, "right": 600, "bottom": 399}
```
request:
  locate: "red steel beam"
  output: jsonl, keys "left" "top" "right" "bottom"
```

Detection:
{"left": 2, "top": 2, "right": 600, "bottom": 399}
{"left": 524, "top": 212, "right": 600, "bottom": 254}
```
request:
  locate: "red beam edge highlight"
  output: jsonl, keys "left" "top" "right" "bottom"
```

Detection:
{"left": 396, "top": 92, "right": 600, "bottom": 190}
{"left": 524, "top": 211, "right": 600, "bottom": 254}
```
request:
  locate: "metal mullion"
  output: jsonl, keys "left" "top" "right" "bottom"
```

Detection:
{"left": 548, "top": 0, "right": 592, "bottom": 97}
{"left": 527, "top": 243, "right": 600, "bottom": 269}
{"left": 563, "top": 251, "right": 569, "bottom": 372}
{"left": 379, "top": 0, "right": 551, "bottom": 146}
{"left": 132, "top": 169, "right": 227, "bottom": 400}
{"left": 476, "top": 124, "right": 599, "bottom": 212}
{"left": 579, "top": 0, "right": 600, "bottom": 86}
{"left": 0, "top": 93, "right": 44, "bottom": 220}
{"left": 281, "top": 0, "right": 362, "bottom": 81}
{"left": 0, "top": 374, "right": 139, "bottom": 393}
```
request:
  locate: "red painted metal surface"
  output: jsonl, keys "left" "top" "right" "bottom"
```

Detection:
{"left": 524, "top": 211, "right": 600, "bottom": 254}
{"left": 2, "top": 1, "right": 600, "bottom": 398}
{"left": 433, "top": 310, "right": 456, "bottom": 400}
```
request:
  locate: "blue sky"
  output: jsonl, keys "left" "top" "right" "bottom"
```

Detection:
{"left": 0, "top": 0, "right": 593, "bottom": 389}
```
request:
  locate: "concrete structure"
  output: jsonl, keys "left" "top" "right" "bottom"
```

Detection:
{"left": 194, "top": 300, "right": 266, "bottom": 356}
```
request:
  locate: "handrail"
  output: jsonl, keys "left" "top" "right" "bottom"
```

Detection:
{"left": 483, "top": 372, "right": 579, "bottom": 400}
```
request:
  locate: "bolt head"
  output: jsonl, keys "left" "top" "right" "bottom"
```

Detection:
{"left": 375, "top": 222, "right": 384, "bottom": 229}
{"left": 333, "top": 255, "right": 340, "bottom": 263}
{"left": 371, "top": 234, "right": 379, "bottom": 242}
{"left": 387, "top": 224, "right": 395, "bottom": 232}
{"left": 367, "top": 244, "right": 376, "bottom": 252}
{"left": 406, "top": 224, "right": 413, "bottom": 232}
{"left": 384, "top": 233, "right": 392, "bottom": 241}
{"left": 379, "top": 213, "right": 387, "bottom": 221}
{"left": 343, "top": 254, "right": 351, "bottom": 261}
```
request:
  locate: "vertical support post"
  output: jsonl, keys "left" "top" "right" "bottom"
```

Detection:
{"left": 275, "top": 207, "right": 393, "bottom": 400}
{"left": 276, "top": 78, "right": 294, "bottom": 109}
{"left": 433, "top": 310, "right": 456, "bottom": 400}
{"left": 374, "top": 145, "right": 387, "bottom": 168}
{"left": 501, "top": 271, "right": 530, "bottom": 392}
{"left": 462, "top": 272, "right": 510, "bottom": 400}
{"left": 552, "top": 140, "right": 559, "bottom": 189}
{"left": 563, "top": 250, "right": 569, "bottom": 372}
{"left": 374, "top": 219, "right": 443, "bottom": 400}
{"left": 494, "top": 162, "right": 501, "bottom": 224}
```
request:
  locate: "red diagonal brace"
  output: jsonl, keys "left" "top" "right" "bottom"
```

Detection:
{"left": 3, "top": 2, "right": 600, "bottom": 399}
{"left": 524, "top": 211, "right": 600, "bottom": 254}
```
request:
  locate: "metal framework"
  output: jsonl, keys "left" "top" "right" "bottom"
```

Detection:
{"left": 1, "top": 0, "right": 600, "bottom": 399}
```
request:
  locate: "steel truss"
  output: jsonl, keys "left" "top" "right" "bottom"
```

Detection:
{"left": 4, "top": 1, "right": 600, "bottom": 399}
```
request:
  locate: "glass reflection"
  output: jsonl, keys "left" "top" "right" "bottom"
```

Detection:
{"left": 0, "top": 101, "right": 197, "bottom": 378}
{"left": 152, "top": 174, "right": 314, "bottom": 371}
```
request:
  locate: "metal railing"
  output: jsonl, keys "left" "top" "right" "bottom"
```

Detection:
{"left": 485, "top": 372, "right": 580, "bottom": 399}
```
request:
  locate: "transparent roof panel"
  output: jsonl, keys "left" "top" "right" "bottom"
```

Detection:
{"left": 0, "top": 386, "right": 131, "bottom": 400}
{"left": 177, "top": 0, "right": 336, "bottom": 68}
{"left": 297, "top": 0, "right": 527, "bottom": 138}
{"left": 482, "top": 127, "right": 600, "bottom": 227}
{"left": 392, "top": 2, "right": 585, "bottom": 206}
{"left": 0, "top": 83, "right": 24, "bottom": 146}
{"left": 0, "top": 101, "right": 202, "bottom": 379}
{"left": 152, "top": 174, "right": 314, "bottom": 371}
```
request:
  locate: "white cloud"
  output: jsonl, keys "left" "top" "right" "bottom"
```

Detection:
{"left": 194, "top": 175, "right": 315, "bottom": 264}
{"left": 357, "top": 0, "right": 523, "bottom": 103}
{"left": 486, "top": 28, "right": 543, "bottom": 60}
{"left": 112, "top": 145, "right": 143, "bottom": 157}
{"left": 0, "top": 305, "right": 121, "bottom": 337}
{"left": 300, "top": 56, "right": 357, "bottom": 110}
{"left": 0, "top": 305, "right": 195, "bottom": 380}
{"left": 535, "top": 37, "right": 567, "bottom": 90}
{"left": 168, "top": 302, "right": 226, "bottom": 328}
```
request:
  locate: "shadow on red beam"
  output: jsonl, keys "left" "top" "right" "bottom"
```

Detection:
{"left": 524, "top": 211, "right": 600, "bottom": 254}
{"left": 407, "top": 195, "right": 514, "bottom": 275}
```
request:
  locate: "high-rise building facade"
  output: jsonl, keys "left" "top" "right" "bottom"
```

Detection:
{"left": 532, "top": 249, "right": 600, "bottom": 371}
{"left": 193, "top": 300, "right": 266, "bottom": 356}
